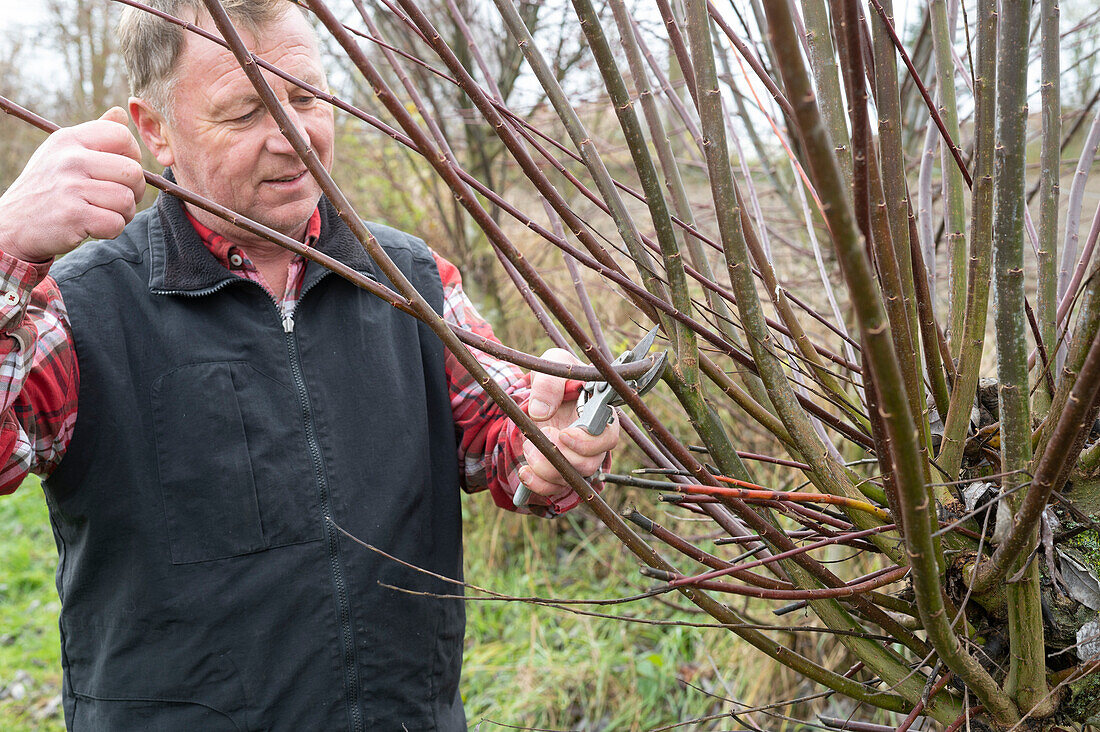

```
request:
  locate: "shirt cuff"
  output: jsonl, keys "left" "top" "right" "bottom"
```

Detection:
{"left": 0, "top": 251, "right": 52, "bottom": 333}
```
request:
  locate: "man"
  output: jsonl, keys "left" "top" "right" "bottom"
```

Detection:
{"left": 0, "top": 0, "right": 619, "bottom": 729}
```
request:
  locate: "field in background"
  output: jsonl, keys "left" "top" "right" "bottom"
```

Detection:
{"left": 0, "top": 477, "right": 870, "bottom": 731}
{"left": 0, "top": 479, "right": 62, "bottom": 729}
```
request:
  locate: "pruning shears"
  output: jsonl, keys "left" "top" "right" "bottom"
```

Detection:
{"left": 513, "top": 327, "right": 668, "bottom": 508}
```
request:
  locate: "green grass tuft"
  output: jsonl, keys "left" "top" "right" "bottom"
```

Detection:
{"left": 0, "top": 478, "right": 63, "bottom": 731}
{"left": 0, "top": 477, "right": 844, "bottom": 731}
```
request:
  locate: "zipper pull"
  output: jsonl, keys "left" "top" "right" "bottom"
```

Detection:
{"left": 282, "top": 314, "right": 295, "bottom": 333}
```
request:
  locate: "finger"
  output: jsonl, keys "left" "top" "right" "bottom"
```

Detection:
{"left": 533, "top": 437, "right": 606, "bottom": 478}
{"left": 522, "top": 438, "right": 568, "bottom": 490}
{"left": 78, "top": 179, "right": 139, "bottom": 226}
{"left": 528, "top": 376, "right": 567, "bottom": 422}
{"left": 81, "top": 206, "right": 129, "bottom": 242}
{"left": 517, "top": 455, "right": 573, "bottom": 501}
{"left": 522, "top": 426, "right": 608, "bottom": 475}
{"left": 517, "top": 468, "right": 573, "bottom": 504}
{"left": 79, "top": 150, "right": 147, "bottom": 205}
{"left": 100, "top": 106, "right": 128, "bottom": 126}
{"left": 559, "top": 415, "right": 620, "bottom": 458}
{"left": 528, "top": 347, "right": 580, "bottom": 420}
{"left": 73, "top": 112, "right": 143, "bottom": 162}
{"left": 523, "top": 437, "right": 604, "bottom": 487}
{"left": 522, "top": 426, "right": 560, "bottom": 471}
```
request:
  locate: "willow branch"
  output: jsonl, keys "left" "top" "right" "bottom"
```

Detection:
{"left": 324, "top": 1, "right": 921, "bottom": 696}
{"left": 799, "top": 0, "right": 851, "bottom": 188}
{"left": 974, "top": 321, "right": 1100, "bottom": 591}
{"left": 936, "top": 0, "right": 997, "bottom": 482}
{"left": 489, "top": 0, "right": 671, "bottom": 315}
{"left": 0, "top": 94, "right": 663, "bottom": 387}
{"left": 686, "top": 0, "right": 890, "bottom": 537}
{"left": 865, "top": 0, "right": 972, "bottom": 187}
{"left": 614, "top": 2, "right": 777, "bottom": 418}
{"left": 1034, "top": 0, "right": 1062, "bottom": 416}
{"left": 760, "top": 1, "right": 1018, "bottom": 723}
{"left": 986, "top": 0, "right": 1048, "bottom": 713}
{"left": 929, "top": 0, "right": 968, "bottom": 353}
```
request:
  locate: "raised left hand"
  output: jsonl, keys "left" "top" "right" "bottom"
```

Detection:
{"left": 518, "top": 348, "right": 621, "bottom": 507}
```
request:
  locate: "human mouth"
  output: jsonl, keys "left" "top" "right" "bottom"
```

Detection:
{"left": 263, "top": 171, "right": 308, "bottom": 186}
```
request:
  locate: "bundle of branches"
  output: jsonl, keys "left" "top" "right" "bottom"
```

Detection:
{"left": 5, "top": 0, "right": 1100, "bottom": 728}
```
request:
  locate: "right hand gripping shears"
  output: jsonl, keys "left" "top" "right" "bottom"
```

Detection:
{"left": 513, "top": 327, "right": 667, "bottom": 508}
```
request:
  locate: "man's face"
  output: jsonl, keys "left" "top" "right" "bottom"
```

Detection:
{"left": 155, "top": 8, "right": 334, "bottom": 243}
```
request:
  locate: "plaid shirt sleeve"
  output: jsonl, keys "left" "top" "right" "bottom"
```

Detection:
{"left": 0, "top": 253, "right": 78, "bottom": 494}
{"left": 434, "top": 251, "right": 582, "bottom": 516}
{"left": 0, "top": 244, "right": 579, "bottom": 512}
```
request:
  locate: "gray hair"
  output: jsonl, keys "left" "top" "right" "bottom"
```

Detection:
{"left": 118, "top": 0, "right": 291, "bottom": 118}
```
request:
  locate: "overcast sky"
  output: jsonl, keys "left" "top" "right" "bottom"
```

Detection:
{"left": 0, "top": 0, "right": 1095, "bottom": 123}
{"left": 0, "top": 0, "right": 62, "bottom": 91}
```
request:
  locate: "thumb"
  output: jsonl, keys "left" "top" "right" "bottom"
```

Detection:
{"left": 99, "top": 106, "right": 130, "bottom": 126}
{"left": 528, "top": 348, "right": 580, "bottom": 420}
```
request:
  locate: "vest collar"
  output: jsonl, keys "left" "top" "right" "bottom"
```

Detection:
{"left": 149, "top": 170, "right": 379, "bottom": 295}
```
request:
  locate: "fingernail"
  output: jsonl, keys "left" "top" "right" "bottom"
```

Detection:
{"left": 559, "top": 431, "right": 576, "bottom": 449}
{"left": 529, "top": 399, "right": 551, "bottom": 419}
{"left": 519, "top": 467, "right": 533, "bottom": 484}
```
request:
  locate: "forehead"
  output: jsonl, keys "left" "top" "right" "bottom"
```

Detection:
{"left": 175, "top": 8, "right": 325, "bottom": 108}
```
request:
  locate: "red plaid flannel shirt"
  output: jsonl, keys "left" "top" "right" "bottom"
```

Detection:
{"left": 0, "top": 207, "right": 578, "bottom": 514}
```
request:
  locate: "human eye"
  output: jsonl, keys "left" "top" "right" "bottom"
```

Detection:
{"left": 292, "top": 94, "right": 316, "bottom": 106}
{"left": 231, "top": 106, "right": 260, "bottom": 123}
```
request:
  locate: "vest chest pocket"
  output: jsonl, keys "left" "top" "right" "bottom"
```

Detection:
{"left": 152, "top": 361, "right": 322, "bottom": 565}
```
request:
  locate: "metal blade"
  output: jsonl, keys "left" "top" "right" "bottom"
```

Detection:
{"left": 633, "top": 350, "right": 668, "bottom": 396}
{"left": 625, "top": 326, "right": 661, "bottom": 363}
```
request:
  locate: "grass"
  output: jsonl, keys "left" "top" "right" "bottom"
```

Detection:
{"left": 0, "top": 478, "right": 63, "bottom": 731}
{"left": 461, "top": 506, "right": 738, "bottom": 731}
{"left": 0, "top": 474, "right": 871, "bottom": 731}
{"left": 457, "top": 494, "right": 876, "bottom": 731}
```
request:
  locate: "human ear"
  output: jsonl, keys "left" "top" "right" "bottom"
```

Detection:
{"left": 129, "top": 97, "right": 175, "bottom": 168}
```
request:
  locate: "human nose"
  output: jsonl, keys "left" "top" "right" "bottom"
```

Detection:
{"left": 263, "top": 102, "right": 310, "bottom": 157}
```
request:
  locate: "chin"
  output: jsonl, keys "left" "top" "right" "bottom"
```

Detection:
{"left": 262, "top": 201, "right": 321, "bottom": 236}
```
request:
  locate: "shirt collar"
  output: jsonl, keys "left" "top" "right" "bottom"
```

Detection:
{"left": 183, "top": 206, "right": 322, "bottom": 270}
{"left": 149, "top": 169, "right": 379, "bottom": 295}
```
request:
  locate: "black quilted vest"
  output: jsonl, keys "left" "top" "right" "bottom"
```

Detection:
{"left": 42, "top": 189, "right": 466, "bottom": 731}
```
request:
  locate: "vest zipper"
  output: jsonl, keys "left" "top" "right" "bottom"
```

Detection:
{"left": 279, "top": 282, "right": 364, "bottom": 732}
{"left": 160, "top": 276, "right": 365, "bottom": 730}
{"left": 150, "top": 279, "right": 237, "bottom": 298}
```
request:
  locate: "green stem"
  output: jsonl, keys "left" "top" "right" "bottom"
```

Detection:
{"left": 871, "top": 0, "right": 922, "bottom": 395}
{"left": 683, "top": 385, "right": 951, "bottom": 721}
{"left": 830, "top": 0, "right": 936, "bottom": 538}
{"left": 1035, "top": 258, "right": 1100, "bottom": 468}
{"left": 700, "top": 354, "right": 793, "bottom": 445}
{"left": 608, "top": 0, "right": 775, "bottom": 418}
{"left": 1034, "top": 0, "right": 1061, "bottom": 418}
{"left": 989, "top": 0, "right": 1048, "bottom": 714}
{"left": 489, "top": 0, "right": 670, "bottom": 314}
{"left": 841, "top": 0, "right": 949, "bottom": 571}
{"left": 800, "top": 0, "right": 851, "bottom": 188}
{"left": 568, "top": 0, "right": 698, "bottom": 374}
{"left": 977, "top": 320, "right": 1100, "bottom": 590}
{"left": 936, "top": 0, "right": 997, "bottom": 484}
{"left": 908, "top": 209, "right": 953, "bottom": 421}
{"left": 736, "top": 187, "right": 871, "bottom": 432}
{"left": 929, "top": 0, "right": 968, "bottom": 355}
{"left": 683, "top": 0, "right": 891, "bottom": 545}
{"left": 715, "top": 48, "right": 796, "bottom": 219}
{"left": 760, "top": 1, "right": 1019, "bottom": 723}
